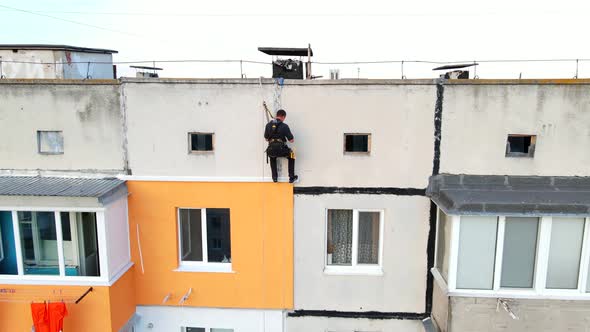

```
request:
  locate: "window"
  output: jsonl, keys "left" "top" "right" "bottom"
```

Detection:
{"left": 16, "top": 211, "right": 100, "bottom": 277}
{"left": 344, "top": 134, "right": 370, "bottom": 153}
{"left": 325, "top": 209, "right": 383, "bottom": 274}
{"left": 436, "top": 210, "right": 452, "bottom": 282}
{"left": 456, "top": 216, "right": 497, "bottom": 289}
{"left": 178, "top": 208, "right": 231, "bottom": 271}
{"left": 506, "top": 134, "right": 536, "bottom": 157}
{"left": 500, "top": 217, "right": 539, "bottom": 288}
{"left": 435, "top": 209, "right": 590, "bottom": 298}
{"left": 188, "top": 133, "right": 214, "bottom": 152}
{"left": 37, "top": 131, "right": 64, "bottom": 154}
{"left": 0, "top": 212, "right": 16, "bottom": 275}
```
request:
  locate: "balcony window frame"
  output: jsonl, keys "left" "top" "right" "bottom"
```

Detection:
{"left": 433, "top": 207, "right": 590, "bottom": 299}
{"left": 176, "top": 207, "right": 232, "bottom": 273}
{"left": 323, "top": 208, "right": 384, "bottom": 276}
{"left": 0, "top": 207, "right": 109, "bottom": 285}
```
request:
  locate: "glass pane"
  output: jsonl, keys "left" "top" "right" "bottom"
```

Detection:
{"left": 0, "top": 211, "right": 18, "bottom": 275}
{"left": 456, "top": 216, "right": 497, "bottom": 289}
{"left": 345, "top": 135, "right": 369, "bottom": 152}
{"left": 191, "top": 134, "right": 213, "bottom": 151}
{"left": 436, "top": 209, "right": 452, "bottom": 281}
{"left": 546, "top": 218, "right": 584, "bottom": 289}
{"left": 327, "top": 210, "right": 353, "bottom": 265}
{"left": 64, "top": 212, "right": 101, "bottom": 277}
{"left": 357, "top": 212, "right": 380, "bottom": 264}
{"left": 185, "top": 328, "right": 206, "bottom": 332}
{"left": 179, "top": 209, "right": 203, "bottom": 262}
{"left": 19, "top": 212, "right": 60, "bottom": 275}
{"left": 211, "top": 329, "right": 234, "bottom": 332}
{"left": 206, "top": 209, "right": 231, "bottom": 263}
{"left": 501, "top": 217, "right": 539, "bottom": 288}
{"left": 38, "top": 131, "right": 64, "bottom": 154}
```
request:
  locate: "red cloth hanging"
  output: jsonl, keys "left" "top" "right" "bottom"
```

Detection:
{"left": 48, "top": 302, "right": 68, "bottom": 332}
{"left": 30, "top": 302, "right": 50, "bottom": 332}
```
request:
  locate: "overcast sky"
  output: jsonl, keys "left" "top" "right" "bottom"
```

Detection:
{"left": 1, "top": 0, "right": 590, "bottom": 79}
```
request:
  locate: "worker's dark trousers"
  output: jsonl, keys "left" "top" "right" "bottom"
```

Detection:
{"left": 270, "top": 156, "right": 295, "bottom": 181}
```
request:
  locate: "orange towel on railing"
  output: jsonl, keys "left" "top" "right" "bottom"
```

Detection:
{"left": 31, "top": 302, "right": 50, "bottom": 332}
{"left": 48, "top": 302, "right": 68, "bottom": 332}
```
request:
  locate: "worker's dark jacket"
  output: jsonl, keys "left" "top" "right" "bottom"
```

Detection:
{"left": 264, "top": 119, "right": 293, "bottom": 158}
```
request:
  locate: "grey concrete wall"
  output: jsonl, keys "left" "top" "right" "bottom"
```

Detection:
{"left": 0, "top": 50, "right": 62, "bottom": 79}
{"left": 441, "top": 83, "right": 590, "bottom": 176}
{"left": 293, "top": 194, "right": 430, "bottom": 312}
{"left": 286, "top": 316, "right": 423, "bottom": 332}
{"left": 0, "top": 82, "right": 125, "bottom": 173}
{"left": 123, "top": 80, "right": 435, "bottom": 188}
{"left": 448, "top": 296, "right": 590, "bottom": 332}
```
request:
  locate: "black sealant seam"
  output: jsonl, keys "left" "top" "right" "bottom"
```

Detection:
{"left": 294, "top": 187, "right": 426, "bottom": 196}
{"left": 287, "top": 310, "right": 428, "bottom": 320}
{"left": 424, "top": 79, "right": 445, "bottom": 315}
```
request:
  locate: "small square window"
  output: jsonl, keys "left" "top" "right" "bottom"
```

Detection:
{"left": 344, "top": 134, "right": 371, "bottom": 153}
{"left": 37, "top": 131, "right": 64, "bottom": 154}
{"left": 506, "top": 134, "right": 536, "bottom": 158}
{"left": 189, "top": 133, "right": 214, "bottom": 152}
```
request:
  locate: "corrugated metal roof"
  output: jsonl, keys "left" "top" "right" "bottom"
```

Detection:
{"left": 0, "top": 176, "right": 125, "bottom": 198}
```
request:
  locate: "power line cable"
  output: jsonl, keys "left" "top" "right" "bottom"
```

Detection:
{"left": 0, "top": 3, "right": 148, "bottom": 39}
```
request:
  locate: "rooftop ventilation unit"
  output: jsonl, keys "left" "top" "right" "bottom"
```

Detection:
{"left": 258, "top": 45, "right": 313, "bottom": 80}
{"left": 330, "top": 69, "right": 340, "bottom": 80}
{"left": 433, "top": 63, "right": 478, "bottom": 79}
{"left": 130, "top": 65, "right": 163, "bottom": 78}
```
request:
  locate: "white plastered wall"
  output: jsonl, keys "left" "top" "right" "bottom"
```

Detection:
{"left": 286, "top": 316, "right": 423, "bottom": 332}
{"left": 123, "top": 81, "right": 435, "bottom": 188}
{"left": 441, "top": 84, "right": 590, "bottom": 176}
{"left": 0, "top": 83, "right": 125, "bottom": 172}
{"left": 134, "top": 306, "right": 284, "bottom": 332}
{"left": 293, "top": 194, "right": 430, "bottom": 312}
{"left": 104, "top": 194, "right": 131, "bottom": 280}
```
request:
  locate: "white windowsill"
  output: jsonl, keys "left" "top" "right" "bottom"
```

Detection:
{"left": 431, "top": 267, "right": 590, "bottom": 301}
{"left": 0, "top": 274, "right": 110, "bottom": 286}
{"left": 174, "top": 263, "right": 234, "bottom": 273}
{"left": 323, "top": 265, "right": 383, "bottom": 276}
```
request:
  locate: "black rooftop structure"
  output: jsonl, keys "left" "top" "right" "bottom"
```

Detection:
{"left": 0, "top": 44, "right": 118, "bottom": 54}
{"left": 427, "top": 174, "right": 590, "bottom": 216}
{"left": 258, "top": 47, "right": 313, "bottom": 57}
{"left": 432, "top": 63, "right": 478, "bottom": 71}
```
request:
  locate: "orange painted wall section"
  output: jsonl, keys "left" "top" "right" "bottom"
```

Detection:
{"left": 109, "top": 267, "right": 137, "bottom": 331}
{"left": 127, "top": 181, "right": 294, "bottom": 309}
{"left": 0, "top": 284, "right": 112, "bottom": 332}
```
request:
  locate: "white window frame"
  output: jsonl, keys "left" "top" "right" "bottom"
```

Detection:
{"left": 176, "top": 208, "right": 232, "bottom": 273}
{"left": 0, "top": 207, "right": 109, "bottom": 286}
{"left": 433, "top": 207, "right": 590, "bottom": 299}
{"left": 324, "top": 209, "right": 384, "bottom": 276}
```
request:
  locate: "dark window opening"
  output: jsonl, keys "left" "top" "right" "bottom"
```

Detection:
{"left": 189, "top": 133, "right": 214, "bottom": 152}
{"left": 344, "top": 134, "right": 370, "bottom": 153}
{"left": 506, "top": 135, "right": 536, "bottom": 158}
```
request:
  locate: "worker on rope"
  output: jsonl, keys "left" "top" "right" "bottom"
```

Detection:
{"left": 264, "top": 109, "right": 298, "bottom": 183}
